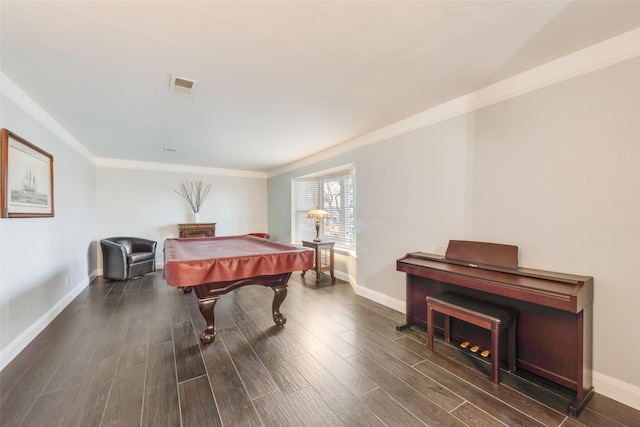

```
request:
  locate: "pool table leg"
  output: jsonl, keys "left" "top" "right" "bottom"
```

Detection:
{"left": 198, "top": 297, "right": 218, "bottom": 344}
{"left": 272, "top": 286, "right": 288, "bottom": 326}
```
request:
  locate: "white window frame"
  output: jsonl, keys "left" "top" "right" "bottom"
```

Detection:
{"left": 292, "top": 164, "right": 356, "bottom": 251}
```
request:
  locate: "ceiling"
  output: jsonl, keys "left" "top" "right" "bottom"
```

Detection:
{"left": 2, "top": 1, "right": 640, "bottom": 173}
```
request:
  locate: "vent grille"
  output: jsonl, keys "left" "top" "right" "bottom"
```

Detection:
{"left": 169, "top": 74, "right": 197, "bottom": 95}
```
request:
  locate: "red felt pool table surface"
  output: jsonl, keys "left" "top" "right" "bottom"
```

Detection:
{"left": 163, "top": 235, "right": 314, "bottom": 286}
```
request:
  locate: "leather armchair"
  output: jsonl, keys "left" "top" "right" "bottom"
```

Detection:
{"left": 100, "top": 237, "right": 157, "bottom": 281}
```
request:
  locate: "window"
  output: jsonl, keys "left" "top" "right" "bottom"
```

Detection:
{"left": 293, "top": 166, "right": 355, "bottom": 250}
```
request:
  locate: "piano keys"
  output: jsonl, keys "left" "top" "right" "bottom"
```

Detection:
{"left": 397, "top": 240, "right": 594, "bottom": 416}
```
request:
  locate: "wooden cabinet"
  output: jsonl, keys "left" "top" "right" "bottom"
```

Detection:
{"left": 178, "top": 223, "right": 216, "bottom": 238}
{"left": 300, "top": 240, "right": 335, "bottom": 284}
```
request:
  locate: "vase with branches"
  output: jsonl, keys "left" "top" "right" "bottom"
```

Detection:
{"left": 174, "top": 180, "right": 211, "bottom": 223}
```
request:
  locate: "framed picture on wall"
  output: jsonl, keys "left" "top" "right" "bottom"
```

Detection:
{"left": 1, "top": 128, "right": 54, "bottom": 218}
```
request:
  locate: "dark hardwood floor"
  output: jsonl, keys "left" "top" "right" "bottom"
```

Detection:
{"left": 1, "top": 270, "right": 638, "bottom": 427}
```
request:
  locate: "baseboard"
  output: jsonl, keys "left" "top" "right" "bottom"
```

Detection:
{"left": 97, "top": 264, "right": 163, "bottom": 278}
{"left": 0, "top": 272, "right": 95, "bottom": 371}
{"left": 351, "top": 282, "right": 406, "bottom": 314}
{"left": 593, "top": 370, "right": 640, "bottom": 411}
{"left": 332, "top": 269, "right": 351, "bottom": 285}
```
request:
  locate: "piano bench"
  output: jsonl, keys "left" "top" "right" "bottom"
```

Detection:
{"left": 426, "top": 292, "right": 519, "bottom": 384}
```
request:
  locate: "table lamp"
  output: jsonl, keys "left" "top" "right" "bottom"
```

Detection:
{"left": 307, "top": 208, "right": 328, "bottom": 242}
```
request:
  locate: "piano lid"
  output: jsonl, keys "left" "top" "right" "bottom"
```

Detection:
{"left": 445, "top": 240, "right": 518, "bottom": 270}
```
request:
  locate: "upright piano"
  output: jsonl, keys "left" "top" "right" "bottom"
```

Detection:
{"left": 397, "top": 240, "right": 594, "bottom": 416}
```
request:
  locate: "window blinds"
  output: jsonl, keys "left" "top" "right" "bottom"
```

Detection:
{"left": 294, "top": 168, "right": 355, "bottom": 250}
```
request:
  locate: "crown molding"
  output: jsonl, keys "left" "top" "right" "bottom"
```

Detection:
{"left": 4, "top": 26, "right": 639, "bottom": 179}
{"left": 95, "top": 157, "right": 267, "bottom": 179}
{"left": 269, "top": 27, "right": 640, "bottom": 178}
{"left": 1, "top": 72, "right": 266, "bottom": 178}
{"left": 1, "top": 72, "right": 96, "bottom": 163}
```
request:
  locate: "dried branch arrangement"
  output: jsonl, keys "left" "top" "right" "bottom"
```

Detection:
{"left": 174, "top": 180, "right": 211, "bottom": 213}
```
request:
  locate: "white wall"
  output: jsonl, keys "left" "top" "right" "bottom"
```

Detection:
{"left": 0, "top": 92, "right": 97, "bottom": 370}
{"left": 97, "top": 166, "right": 267, "bottom": 269}
{"left": 467, "top": 57, "right": 640, "bottom": 396}
{"left": 267, "top": 57, "right": 640, "bottom": 409}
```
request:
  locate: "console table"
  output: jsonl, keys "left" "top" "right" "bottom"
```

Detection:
{"left": 300, "top": 240, "right": 335, "bottom": 284}
{"left": 178, "top": 223, "right": 216, "bottom": 238}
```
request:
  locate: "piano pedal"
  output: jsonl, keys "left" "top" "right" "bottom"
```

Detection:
{"left": 470, "top": 345, "right": 480, "bottom": 353}
{"left": 480, "top": 349, "right": 490, "bottom": 358}
{"left": 460, "top": 341, "right": 470, "bottom": 349}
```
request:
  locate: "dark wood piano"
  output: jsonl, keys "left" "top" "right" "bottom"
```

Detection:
{"left": 397, "top": 240, "right": 594, "bottom": 416}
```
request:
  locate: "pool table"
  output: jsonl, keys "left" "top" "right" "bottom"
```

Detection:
{"left": 163, "top": 235, "right": 314, "bottom": 344}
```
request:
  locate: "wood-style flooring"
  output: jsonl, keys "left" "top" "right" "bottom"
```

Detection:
{"left": 1, "top": 271, "right": 638, "bottom": 427}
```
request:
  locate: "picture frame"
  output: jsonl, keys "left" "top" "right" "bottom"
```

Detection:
{"left": 1, "top": 128, "right": 54, "bottom": 218}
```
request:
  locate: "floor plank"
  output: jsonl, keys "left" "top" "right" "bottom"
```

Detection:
{"left": 217, "top": 326, "right": 278, "bottom": 399}
{"left": 62, "top": 355, "right": 119, "bottom": 427}
{"left": 364, "top": 387, "right": 428, "bottom": 427}
{"left": 0, "top": 337, "right": 53, "bottom": 402}
{"left": 172, "top": 320, "right": 206, "bottom": 383}
{"left": 346, "top": 351, "right": 467, "bottom": 426}
{"left": 402, "top": 336, "right": 565, "bottom": 427}
{"left": 287, "top": 351, "right": 384, "bottom": 426}
{"left": 0, "top": 335, "right": 76, "bottom": 426}
{"left": 2, "top": 270, "right": 639, "bottom": 427}
{"left": 178, "top": 376, "right": 222, "bottom": 427}
{"left": 19, "top": 387, "right": 76, "bottom": 427}
{"left": 200, "top": 337, "right": 262, "bottom": 427}
{"left": 253, "top": 387, "right": 344, "bottom": 427}
{"left": 451, "top": 401, "right": 509, "bottom": 427}
{"left": 355, "top": 339, "right": 465, "bottom": 413}
{"left": 101, "top": 363, "right": 146, "bottom": 426}
{"left": 284, "top": 322, "right": 377, "bottom": 397}
{"left": 142, "top": 341, "right": 181, "bottom": 427}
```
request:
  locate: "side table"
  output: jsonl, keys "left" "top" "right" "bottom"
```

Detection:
{"left": 178, "top": 223, "right": 216, "bottom": 238}
{"left": 301, "top": 240, "right": 335, "bottom": 284}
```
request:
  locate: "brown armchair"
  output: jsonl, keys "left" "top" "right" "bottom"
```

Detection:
{"left": 100, "top": 237, "right": 157, "bottom": 281}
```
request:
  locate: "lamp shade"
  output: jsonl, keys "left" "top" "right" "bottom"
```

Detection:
{"left": 306, "top": 209, "right": 328, "bottom": 219}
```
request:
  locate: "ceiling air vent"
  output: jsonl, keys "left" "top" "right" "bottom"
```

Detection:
{"left": 169, "top": 74, "right": 197, "bottom": 96}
